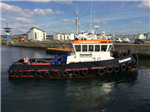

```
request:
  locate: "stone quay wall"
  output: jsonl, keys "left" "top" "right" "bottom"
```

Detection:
{"left": 2, "top": 41, "right": 150, "bottom": 55}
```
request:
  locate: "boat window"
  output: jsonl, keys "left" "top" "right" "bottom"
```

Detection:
{"left": 75, "top": 45, "right": 81, "bottom": 52}
{"left": 82, "top": 45, "right": 87, "bottom": 52}
{"left": 108, "top": 45, "right": 113, "bottom": 51}
{"left": 95, "top": 45, "right": 100, "bottom": 52}
{"left": 101, "top": 45, "right": 107, "bottom": 52}
{"left": 89, "top": 45, "right": 94, "bottom": 51}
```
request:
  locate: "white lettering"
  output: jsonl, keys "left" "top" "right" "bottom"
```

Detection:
{"left": 79, "top": 41, "right": 98, "bottom": 44}
{"left": 119, "top": 57, "right": 131, "bottom": 63}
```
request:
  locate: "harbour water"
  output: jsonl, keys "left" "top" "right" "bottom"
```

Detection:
{"left": 1, "top": 45, "right": 150, "bottom": 112}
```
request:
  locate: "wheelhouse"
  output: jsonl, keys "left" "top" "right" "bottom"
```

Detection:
{"left": 66, "top": 39, "right": 115, "bottom": 64}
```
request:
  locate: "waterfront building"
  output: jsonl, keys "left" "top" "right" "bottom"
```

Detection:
{"left": 27, "top": 27, "right": 46, "bottom": 41}
{"left": 53, "top": 33, "right": 75, "bottom": 40}
{"left": 146, "top": 32, "right": 150, "bottom": 40}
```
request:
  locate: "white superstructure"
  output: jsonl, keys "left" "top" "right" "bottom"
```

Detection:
{"left": 67, "top": 39, "right": 114, "bottom": 64}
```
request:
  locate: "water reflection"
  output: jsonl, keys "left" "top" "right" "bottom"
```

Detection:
{"left": 7, "top": 71, "right": 138, "bottom": 111}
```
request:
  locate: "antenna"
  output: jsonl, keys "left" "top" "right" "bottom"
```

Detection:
{"left": 95, "top": 25, "right": 99, "bottom": 34}
{"left": 90, "top": 0, "right": 92, "bottom": 30}
{"left": 6, "top": 22, "right": 8, "bottom": 27}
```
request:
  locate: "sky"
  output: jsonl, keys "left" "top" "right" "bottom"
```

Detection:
{"left": 0, "top": 0, "right": 150, "bottom": 35}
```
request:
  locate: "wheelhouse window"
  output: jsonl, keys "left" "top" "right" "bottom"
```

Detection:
{"left": 101, "top": 45, "right": 107, "bottom": 52}
{"left": 82, "top": 45, "right": 87, "bottom": 52}
{"left": 95, "top": 45, "right": 100, "bottom": 52}
{"left": 108, "top": 45, "right": 113, "bottom": 52}
{"left": 75, "top": 45, "right": 81, "bottom": 52}
{"left": 89, "top": 45, "right": 94, "bottom": 51}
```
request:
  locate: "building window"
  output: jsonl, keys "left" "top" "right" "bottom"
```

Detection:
{"left": 60, "top": 35, "right": 62, "bottom": 40}
{"left": 35, "top": 32, "right": 37, "bottom": 39}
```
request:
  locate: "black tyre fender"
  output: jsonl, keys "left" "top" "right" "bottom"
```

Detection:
{"left": 127, "top": 61, "right": 132, "bottom": 69}
{"left": 106, "top": 66, "right": 113, "bottom": 74}
{"left": 14, "top": 70, "right": 18, "bottom": 75}
{"left": 62, "top": 71, "right": 68, "bottom": 77}
{"left": 98, "top": 68, "right": 105, "bottom": 75}
{"left": 121, "top": 64, "right": 126, "bottom": 71}
{"left": 35, "top": 71, "right": 41, "bottom": 77}
{"left": 73, "top": 70, "right": 79, "bottom": 76}
{"left": 114, "top": 65, "right": 120, "bottom": 73}
{"left": 132, "top": 61, "right": 137, "bottom": 68}
{"left": 44, "top": 71, "right": 49, "bottom": 77}
{"left": 82, "top": 69, "right": 88, "bottom": 75}
{"left": 27, "top": 71, "right": 31, "bottom": 75}
{"left": 53, "top": 71, "right": 59, "bottom": 76}
{"left": 8, "top": 70, "right": 13, "bottom": 75}
{"left": 18, "top": 71, "right": 23, "bottom": 76}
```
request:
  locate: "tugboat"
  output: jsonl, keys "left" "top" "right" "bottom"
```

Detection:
{"left": 8, "top": 38, "right": 138, "bottom": 78}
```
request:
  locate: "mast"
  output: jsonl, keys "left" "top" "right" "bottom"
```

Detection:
{"left": 75, "top": 12, "right": 79, "bottom": 35}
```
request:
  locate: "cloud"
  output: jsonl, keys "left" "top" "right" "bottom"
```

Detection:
{"left": 7, "top": 25, "right": 39, "bottom": 35}
{"left": 51, "top": 23, "right": 67, "bottom": 27}
{"left": 54, "top": 1, "right": 73, "bottom": 5}
{"left": 63, "top": 19, "right": 75, "bottom": 22}
{"left": 8, "top": 17, "right": 36, "bottom": 24}
{"left": 29, "top": 0, "right": 50, "bottom": 3}
{"left": 28, "top": 0, "right": 73, "bottom": 4}
{"left": 1, "top": 2, "right": 22, "bottom": 13}
{"left": 87, "top": 19, "right": 100, "bottom": 23}
{"left": 102, "top": 21, "right": 111, "bottom": 24}
{"left": 132, "top": 21, "right": 142, "bottom": 24}
{"left": 137, "top": 0, "right": 150, "bottom": 11}
{"left": 1, "top": 18, "right": 6, "bottom": 22}
{"left": 1, "top": 3, "right": 64, "bottom": 18}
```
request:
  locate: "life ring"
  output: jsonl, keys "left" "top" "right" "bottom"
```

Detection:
{"left": 114, "top": 65, "right": 120, "bottom": 73}
{"left": 62, "top": 71, "right": 68, "bottom": 77}
{"left": 132, "top": 61, "right": 137, "bottom": 68}
{"left": 35, "top": 71, "right": 41, "bottom": 77}
{"left": 27, "top": 71, "right": 31, "bottom": 75}
{"left": 98, "top": 68, "right": 105, "bottom": 75}
{"left": 44, "top": 71, "right": 49, "bottom": 77}
{"left": 8, "top": 70, "right": 13, "bottom": 75}
{"left": 53, "top": 71, "right": 59, "bottom": 76}
{"left": 18, "top": 71, "right": 23, "bottom": 76}
{"left": 121, "top": 64, "right": 126, "bottom": 71}
{"left": 73, "top": 70, "right": 79, "bottom": 76}
{"left": 106, "top": 66, "right": 113, "bottom": 74}
{"left": 127, "top": 61, "right": 132, "bottom": 69}
{"left": 82, "top": 69, "right": 88, "bottom": 75}
{"left": 14, "top": 70, "right": 17, "bottom": 75}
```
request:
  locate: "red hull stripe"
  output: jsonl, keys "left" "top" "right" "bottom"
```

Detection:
{"left": 65, "top": 68, "right": 88, "bottom": 71}
{"left": 91, "top": 66, "right": 107, "bottom": 69}
{"left": 77, "top": 68, "right": 88, "bottom": 70}
{"left": 51, "top": 69, "right": 62, "bottom": 71}
{"left": 31, "top": 63, "right": 51, "bottom": 65}
{"left": 20, "top": 69, "right": 35, "bottom": 71}
{"left": 65, "top": 69, "right": 76, "bottom": 71}
{"left": 38, "top": 69, "right": 49, "bottom": 71}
